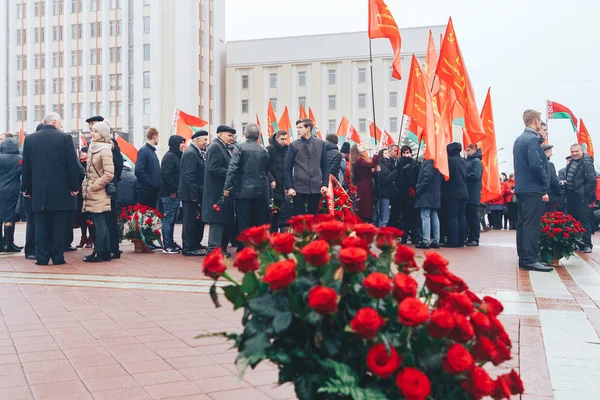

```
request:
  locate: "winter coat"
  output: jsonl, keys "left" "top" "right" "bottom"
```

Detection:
{"left": 82, "top": 142, "right": 115, "bottom": 213}
{"left": 415, "top": 159, "right": 442, "bottom": 209}
{"left": 160, "top": 136, "right": 185, "bottom": 198}
{"left": 224, "top": 139, "right": 270, "bottom": 200}
{"left": 352, "top": 154, "right": 379, "bottom": 220}
{"left": 111, "top": 139, "right": 124, "bottom": 182}
{"left": 284, "top": 136, "right": 329, "bottom": 195}
{"left": 512, "top": 128, "right": 547, "bottom": 196}
{"left": 443, "top": 143, "right": 468, "bottom": 202}
{"left": 202, "top": 138, "right": 233, "bottom": 224}
{"left": 546, "top": 159, "right": 561, "bottom": 204}
{"left": 178, "top": 144, "right": 205, "bottom": 202}
{"left": 0, "top": 139, "right": 22, "bottom": 222}
{"left": 21, "top": 125, "right": 81, "bottom": 212}
{"left": 116, "top": 165, "right": 137, "bottom": 213}
{"left": 135, "top": 143, "right": 161, "bottom": 191}
{"left": 325, "top": 141, "right": 342, "bottom": 180}
{"left": 466, "top": 148, "right": 483, "bottom": 205}
{"left": 565, "top": 154, "right": 597, "bottom": 204}
{"left": 375, "top": 158, "right": 395, "bottom": 199}
{"left": 503, "top": 180, "right": 515, "bottom": 204}
{"left": 395, "top": 157, "right": 420, "bottom": 205}
{"left": 266, "top": 135, "right": 288, "bottom": 202}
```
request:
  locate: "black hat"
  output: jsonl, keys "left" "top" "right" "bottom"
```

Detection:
{"left": 541, "top": 144, "right": 554, "bottom": 151}
{"left": 216, "top": 125, "right": 236, "bottom": 134}
{"left": 340, "top": 142, "right": 351, "bottom": 154}
{"left": 85, "top": 115, "right": 104, "bottom": 124}
{"left": 191, "top": 130, "right": 208, "bottom": 139}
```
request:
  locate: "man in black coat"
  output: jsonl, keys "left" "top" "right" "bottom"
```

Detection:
{"left": 565, "top": 143, "right": 597, "bottom": 253}
{"left": 178, "top": 131, "right": 208, "bottom": 256}
{"left": 159, "top": 135, "right": 185, "bottom": 254}
{"left": 135, "top": 127, "right": 161, "bottom": 208}
{"left": 224, "top": 123, "right": 270, "bottom": 248}
{"left": 325, "top": 134, "right": 342, "bottom": 180}
{"left": 21, "top": 113, "right": 81, "bottom": 265}
{"left": 415, "top": 159, "right": 442, "bottom": 249}
{"left": 116, "top": 164, "right": 136, "bottom": 213}
{"left": 512, "top": 109, "right": 551, "bottom": 272}
{"left": 442, "top": 142, "right": 468, "bottom": 248}
{"left": 542, "top": 144, "right": 561, "bottom": 213}
{"left": 202, "top": 126, "right": 235, "bottom": 256}
{"left": 465, "top": 144, "right": 483, "bottom": 246}
{"left": 394, "top": 146, "right": 422, "bottom": 244}
{"left": 267, "top": 130, "right": 289, "bottom": 232}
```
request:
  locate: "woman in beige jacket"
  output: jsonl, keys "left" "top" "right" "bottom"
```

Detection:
{"left": 82, "top": 121, "right": 115, "bottom": 263}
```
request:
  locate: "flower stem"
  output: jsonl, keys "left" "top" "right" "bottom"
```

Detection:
{"left": 223, "top": 272, "right": 240, "bottom": 286}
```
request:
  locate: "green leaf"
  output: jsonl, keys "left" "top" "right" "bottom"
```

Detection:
{"left": 319, "top": 359, "right": 358, "bottom": 385}
{"left": 223, "top": 285, "right": 245, "bottom": 310}
{"left": 247, "top": 295, "right": 278, "bottom": 317}
{"left": 241, "top": 272, "right": 259, "bottom": 294}
{"left": 243, "top": 331, "right": 270, "bottom": 366}
{"left": 244, "top": 316, "right": 266, "bottom": 337}
{"left": 305, "top": 310, "right": 323, "bottom": 325}
{"left": 209, "top": 282, "right": 221, "bottom": 308}
{"left": 294, "top": 375, "right": 315, "bottom": 400}
{"left": 273, "top": 311, "right": 292, "bottom": 333}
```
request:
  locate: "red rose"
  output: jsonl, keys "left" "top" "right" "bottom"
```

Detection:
{"left": 202, "top": 249, "right": 227, "bottom": 278}
{"left": 470, "top": 312, "right": 490, "bottom": 335}
{"left": 487, "top": 314, "right": 507, "bottom": 337}
{"left": 212, "top": 204, "right": 221, "bottom": 212}
{"left": 126, "top": 216, "right": 132, "bottom": 221}
{"left": 233, "top": 247, "right": 260, "bottom": 274}
{"left": 482, "top": 296, "right": 504, "bottom": 316}
{"left": 133, "top": 213, "right": 140, "bottom": 220}
{"left": 444, "top": 292, "right": 475, "bottom": 315}
{"left": 394, "top": 245, "right": 418, "bottom": 272}
{"left": 398, "top": 298, "right": 429, "bottom": 326}
{"left": 427, "top": 309, "right": 455, "bottom": 339}
{"left": 350, "top": 307, "right": 385, "bottom": 339}
{"left": 492, "top": 338, "right": 512, "bottom": 366}
{"left": 465, "top": 290, "right": 482, "bottom": 304}
{"left": 300, "top": 240, "right": 331, "bottom": 266}
{"left": 238, "top": 224, "right": 270, "bottom": 247}
{"left": 444, "top": 270, "right": 468, "bottom": 292}
{"left": 392, "top": 273, "right": 418, "bottom": 302}
{"left": 563, "top": 232, "right": 570, "bottom": 238}
{"left": 450, "top": 314, "right": 475, "bottom": 343}
{"left": 353, "top": 223, "right": 378, "bottom": 243}
{"left": 307, "top": 286, "right": 338, "bottom": 315}
{"left": 263, "top": 259, "right": 297, "bottom": 290}
{"left": 334, "top": 210, "right": 343, "bottom": 219}
{"left": 471, "top": 336, "right": 497, "bottom": 363}
{"left": 375, "top": 227, "right": 404, "bottom": 250}
{"left": 366, "top": 343, "right": 401, "bottom": 379}
{"left": 442, "top": 343, "right": 474, "bottom": 375}
{"left": 153, "top": 229, "right": 160, "bottom": 236}
{"left": 491, "top": 377, "right": 511, "bottom": 400}
{"left": 288, "top": 214, "right": 315, "bottom": 233}
{"left": 145, "top": 217, "right": 153, "bottom": 224}
{"left": 341, "top": 236, "right": 369, "bottom": 250}
{"left": 461, "top": 366, "right": 494, "bottom": 399}
{"left": 424, "top": 273, "right": 452, "bottom": 295}
{"left": 363, "top": 273, "right": 392, "bottom": 299}
{"left": 422, "top": 251, "right": 449, "bottom": 273}
{"left": 269, "top": 233, "right": 295, "bottom": 254}
{"left": 500, "top": 370, "right": 524, "bottom": 395}
{"left": 335, "top": 198, "right": 345, "bottom": 207}
{"left": 315, "top": 220, "right": 346, "bottom": 243}
{"left": 339, "top": 247, "right": 368, "bottom": 273}
{"left": 395, "top": 368, "right": 431, "bottom": 400}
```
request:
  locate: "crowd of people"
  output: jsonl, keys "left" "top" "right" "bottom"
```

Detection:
{"left": 0, "top": 110, "right": 596, "bottom": 271}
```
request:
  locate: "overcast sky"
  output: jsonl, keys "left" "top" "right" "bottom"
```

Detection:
{"left": 225, "top": 0, "right": 600, "bottom": 171}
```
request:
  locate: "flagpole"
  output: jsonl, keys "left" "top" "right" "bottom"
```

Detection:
{"left": 414, "top": 76, "right": 439, "bottom": 161}
{"left": 369, "top": 39, "right": 378, "bottom": 149}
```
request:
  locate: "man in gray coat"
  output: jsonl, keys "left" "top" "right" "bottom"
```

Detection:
{"left": 415, "top": 159, "right": 442, "bottom": 249}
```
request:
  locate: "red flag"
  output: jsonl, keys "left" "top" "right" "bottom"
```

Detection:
{"left": 278, "top": 106, "right": 292, "bottom": 144}
{"left": 368, "top": 0, "right": 402, "bottom": 80}
{"left": 308, "top": 108, "right": 322, "bottom": 139}
{"left": 547, "top": 100, "right": 578, "bottom": 132}
{"left": 337, "top": 117, "right": 349, "bottom": 139}
{"left": 577, "top": 119, "right": 594, "bottom": 158}
{"left": 369, "top": 121, "right": 382, "bottom": 144}
{"left": 435, "top": 18, "right": 485, "bottom": 145}
{"left": 478, "top": 88, "right": 502, "bottom": 203}
{"left": 79, "top": 131, "right": 88, "bottom": 148}
{"left": 425, "top": 30, "right": 439, "bottom": 95}
{"left": 380, "top": 129, "right": 395, "bottom": 149}
{"left": 267, "top": 100, "right": 277, "bottom": 137}
{"left": 172, "top": 109, "right": 207, "bottom": 140}
{"left": 403, "top": 55, "right": 429, "bottom": 141}
{"left": 299, "top": 104, "right": 307, "bottom": 120}
{"left": 347, "top": 123, "right": 363, "bottom": 145}
{"left": 115, "top": 133, "right": 138, "bottom": 165}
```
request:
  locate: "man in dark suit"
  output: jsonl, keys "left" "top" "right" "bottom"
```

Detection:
{"left": 178, "top": 130, "right": 208, "bottom": 256}
{"left": 21, "top": 113, "right": 81, "bottom": 265}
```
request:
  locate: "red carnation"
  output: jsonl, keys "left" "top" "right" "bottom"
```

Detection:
{"left": 462, "top": 366, "right": 494, "bottom": 399}
{"left": 395, "top": 368, "right": 431, "bottom": 400}
{"left": 339, "top": 247, "right": 368, "bottom": 273}
{"left": 269, "top": 232, "right": 296, "bottom": 254}
{"left": 300, "top": 240, "right": 331, "bottom": 266}
{"left": 500, "top": 370, "right": 524, "bottom": 395}
{"left": 363, "top": 273, "right": 392, "bottom": 299}
{"left": 353, "top": 223, "right": 378, "bottom": 243}
{"left": 315, "top": 220, "right": 346, "bottom": 243}
{"left": 422, "top": 251, "right": 449, "bottom": 273}
{"left": 442, "top": 343, "right": 474, "bottom": 375}
{"left": 263, "top": 259, "right": 297, "bottom": 290}
{"left": 366, "top": 343, "right": 401, "bottom": 379}
{"left": 398, "top": 298, "right": 429, "bottom": 326}
{"left": 238, "top": 224, "right": 270, "bottom": 247}
{"left": 202, "top": 249, "right": 227, "bottom": 279}
{"left": 392, "top": 273, "right": 418, "bottom": 302}
{"left": 288, "top": 214, "right": 315, "bottom": 233}
{"left": 450, "top": 314, "right": 475, "bottom": 343}
{"left": 350, "top": 307, "right": 385, "bottom": 339}
{"left": 233, "top": 247, "right": 260, "bottom": 274}
{"left": 375, "top": 227, "right": 404, "bottom": 250}
{"left": 307, "top": 286, "right": 338, "bottom": 315}
{"left": 427, "top": 309, "right": 455, "bottom": 339}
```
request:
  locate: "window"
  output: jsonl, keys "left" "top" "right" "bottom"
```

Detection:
{"left": 71, "top": 76, "right": 82, "bottom": 92}
{"left": 143, "top": 44, "right": 150, "bottom": 61}
{"left": 34, "top": 79, "right": 45, "bottom": 95}
{"left": 143, "top": 0, "right": 151, "bottom": 5}
{"left": 90, "top": 75, "right": 102, "bottom": 91}
{"left": 34, "top": 2, "right": 45, "bottom": 17}
{"left": 358, "top": 67, "right": 366, "bottom": 83}
{"left": 298, "top": 97, "right": 306, "bottom": 109}
{"left": 270, "top": 98, "right": 278, "bottom": 113}
{"left": 241, "top": 75, "right": 248, "bottom": 89}
{"left": 71, "top": 50, "right": 82, "bottom": 66}
{"left": 110, "top": 0, "right": 121, "bottom": 9}
{"left": 52, "top": 104, "right": 64, "bottom": 114}
{"left": 71, "top": 102, "right": 82, "bottom": 118}
{"left": 52, "top": 78, "right": 63, "bottom": 93}
{"left": 52, "top": 0, "right": 64, "bottom": 15}
{"left": 241, "top": 99, "right": 249, "bottom": 114}
{"left": 34, "top": 105, "right": 46, "bottom": 121}
{"left": 109, "top": 20, "right": 122, "bottom": 36}
{"left": 16, "top": 29, "right": 27, "bottom": 45}
{"left": 358, "top": 93, "right": 366, "bottom": 109}
{"left": 389, "top": 117, "right": 398, "bottom": 133}
{"left": 90, "top": 0, "right": 100, "bottom": 11}
{"left": 71, "top": 0, "right": 82, "bottom": 13}
{"left": 17, "top": 106, "right": 27, "bottom": 122}
{"left": 34, "top": 54, "right": 45, "bottom": 69}
{"left": 241, "top": 123, "right": 248, "bottom": 135}
{"left": 71, "top": 23, "right": 82, "bottom": 40}
{"left": 90, "top": 49, "right": 102, "bottom": 65}
{"left": 389, "top": 92, "right": 398, "bottom": 108}
{"left": 52, "top": 26, "right": 63, "bottom": 41}
{"left": 328, "top": 95, "right": 336, "bottom": 110}
{"left": 16, "top": 3, "right": 27, "bottom": 18}
{"left": 16, "top": 81, "right": 27, "bottom": 96}
{"left": 143, "top": 71, "right": 150, "bottom": 88}
{"left": 109, "top": 47, "right": 122, "bottom": 63}
{"left": 34, "top": 28, "right": 45, "bottom": 43}
{"left": 298, "top": 71, "right": 306, "bottom": 86}
{"left": 52, "top": 51, "right": 64, "bottom": 67}
{"left": 109, "top": 74, "right": 122, "bottom": 90}
{"left": 359, "top": 118, "right": 367, "bottom": 133}
{"left": 90, "top": 22, "right": 102, "bottom": 38}
{"left": 16, "top": 55, "right": 27, "bottom": 70}
{"left": 269, "top": 73, "right": 278, "bottom": 88}
{"left": 143, "top": 17, "right": 151, "bottom": 34}
{"left": 328, "top": 119, "right": 336, "bottom": 134}
{"left": 328, "top": 69, "right": 336, "bottom": 85}
{"left": 143, "top": 99, "right": 150, "bottom": 114}
{"left": 109, "top": 101, "right": 122, "bottom": 117}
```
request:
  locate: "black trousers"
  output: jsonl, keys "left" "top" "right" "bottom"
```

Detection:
{"left": 107, "top": 199, "right": 119, "bottom": 252}
{"left": 447, "top": 200, "right": 467, "bottom": 247}
{"left": 544, "top": 202, "right": 558, "bottom": 213}
{"left": 516, "top": 194, "right": 544, "bottom": 266}
{"left": 507, "top": 203, "right": 517, "bottom": 228}
{"left": 466, "top": 203, "right": 480, "bottom": 243}
{"left": 34, "top": 210, "right": 70, "bottom": 265}
{"left": 388, "top": 198, "right": 401, "bottom": 229}
{"left": 136, "top": 188, "right": 159, "bottom": 209}
{"left": 567, "top": 194, "right": 593, "bottom": 249}
{"left": 182, "top": 201, "right": 204, "bottom": 252}
{"left": 25, "top": 201, "right": 35, "bottom": 258}
{"left": 237, "top": 198, "right": 269, "bottom": 239}
{"left": 91, "top": 212, "right": 109, "bottom": 252}
{"left": 490, "top": 210, "right": 503, "bottom": 229}
{"left": 401, "top": 201, "right": 422, "bottom": 243}
{"left": 292, "top": 193, "right": 322, "bottom": 216}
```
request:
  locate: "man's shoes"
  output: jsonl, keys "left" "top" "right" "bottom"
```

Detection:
{"left": 109, "top": 251, "right": 121, "bottom": 259}
{"left": 35, "top": 261, "right": 49, "bottom": 266}
{"left": 101, "top": 251, "right": 112, "bottom": 262}
{"left": 198, "top": 244, "right": 207, "bottom": 250}
{"left": 83, "top": 252, "right": 103, "bottom": 263}
{"left": 65, "top": 246, "right": 77, "bottom": 252}
{"left": 25, "top": 254, "right": 36, "bottom": 260}
{"left": 465, "top": 241, "right": 479, "bottom": 247}
{"left": 163, "top": 247, "right": 180, "bottom": 254}
{"left": 584, "top": 247, "right": 593, "bottom": 254}
{"left": 147, "top": 243, "right": 161, "bottom": 251}
{"left": 440, "top": 243, "right": 459, "bottom": 248}
{"left": 182, "top": 249, "right": 203, "bottom": 257}
{"left": 53, "top": 260, "right": 66, "bottom": 266}
{"left": 3, "top": 244, "right": 22, "bottom": 253}
{"left": 430, "top": 243, "right": 440, "bottom": 249}
{"left": 520, "top": 262, "right": 553, "bottom": 272}
{"left": 415, "top": 243, "right": 430, "bottom": 249}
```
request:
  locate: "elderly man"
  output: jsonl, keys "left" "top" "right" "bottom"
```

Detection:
{"left": 21, "top": 113, "right": 81, "bottom": 265}
{"left": 223, "top": 123, "right": 270, "bottom": 248}
{"left": 542, "top": 144, "right": 561, "bottom": 213}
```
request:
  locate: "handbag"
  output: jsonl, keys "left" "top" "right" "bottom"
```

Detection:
{"left": 90, "top": 153, "right": 116, "bottom": 196}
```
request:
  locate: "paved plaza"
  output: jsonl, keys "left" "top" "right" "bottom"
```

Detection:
{"left": 0, "top": 224, "right": 596, "bottom": 399}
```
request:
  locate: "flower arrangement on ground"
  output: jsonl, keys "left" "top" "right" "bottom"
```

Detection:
{"left": 319, "top": 178, "right": 356, "bottom": 221}
{"left": 201, "top": 214, "right": 524, "bottom": 400}
{"left": 540, "top": 211, "right": 585, "bottom": 264}
{"left": 119, "top": 204, "right": 163, "bottom": 251}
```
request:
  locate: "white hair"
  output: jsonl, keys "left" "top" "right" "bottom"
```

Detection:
{"left": 43, "top": 112, "right": 62, "bottom": 125}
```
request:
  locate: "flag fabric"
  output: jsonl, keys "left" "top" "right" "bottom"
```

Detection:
{"left": 336, "top": 117, "right": 349, "bottom": 143}
{"left": 478, "top": 88, "right": 502, "bottom": 203}
{"left": 79, "top": 131, "right": 87, "bottom": 148}
{"left": 425, "top": 30, "right": 440, "bottom": 95}
{"left": 19, "top": 128, "right": 25, "bottom": 148}
{"left": 299, "top": 104, "right": 307, "bottom": 119}
{"left": 380, "top": 129, "right": 395, "bottom": 149}
{"left": 278, "top": 106, "right": 292, "bottom": 144}
{"left": 308, "top": 107, "right": 322, "bottom": 139}
{"left": 347, "top": 123, "right": 363, "bottom": 145}
{"left": 172, "top": 109, "right": 207, "bottom": 140}
{"left": 368, "top": 0, "right": 402, "bottom": 80}
{"left": 369, "top": 121, "right": 382, "bottom": 144}
{"left": 255, "top": 114, "right": 264, "bottom": 145}
{"left": 547, "top": 100, "right": 578, "bottom": 131}
{"left": 115, "top": 133, "right": 138, "bottom": 165}
{"left": 435, "top": 17, "right": 485, "bottom": 145}
{"left": 403, "top": 55, "right": 429, "bottom": 141}
{"left": 267, "top": 100, "right": 278, "bottom": 137}
{"left": 577, "top": 119, "right": 594, "bottom": 157}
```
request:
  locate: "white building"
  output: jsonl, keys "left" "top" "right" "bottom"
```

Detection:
{"left": 0, "top": 0, "right": 225, "bottom": 153}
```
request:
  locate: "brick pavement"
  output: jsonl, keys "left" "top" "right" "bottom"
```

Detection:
{"left": 1, "top": 223, "right": 599, "bottom": 398}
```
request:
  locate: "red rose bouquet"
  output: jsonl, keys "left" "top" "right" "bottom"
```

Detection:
{"left": 319, "top": 177, "right": 356, "bottom": 221}
{"left": 119, "top": 204, "right": 163, "bottom": 250}
{"left": 202, "top": 217, "right": 523, "bottom": 400}
{"left": 540, "top": 211, "right": 584, "bottom": 264}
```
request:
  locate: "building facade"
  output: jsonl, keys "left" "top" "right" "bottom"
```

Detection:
{"left": 225, "top": 25, "right": 445, "bottom": 145}
{"left": 0, "top": 0, "right": 225, "bottom": 152}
